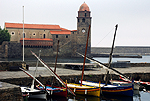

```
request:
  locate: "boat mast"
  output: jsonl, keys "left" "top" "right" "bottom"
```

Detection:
{"left": 51, "top": 40, "right": 59, "bottom": 87}
{"left": 105, "top": 24, "right": 118, "bottom": 86}
{"left": 31, "top": 50, "right": 41, "bottom": 90}
{"left": 80, "top": 25, "right": 91, "bottom": 86}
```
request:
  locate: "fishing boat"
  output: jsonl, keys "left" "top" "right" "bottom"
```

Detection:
{"left": 21, "top": 86, "right": 46, "bottom": 99}
{"left": 33, "top": 42, "right": 68, "bottom": 97}
{"left": 31, "top": 51, "right": 76, "bottom": 96}
{"left": 19, "top": 68, "right": 47, "bottom": 99}
{"left": 79, "top": 80, "right": 133, "bottom": 96}
{"left": 67, "top": 83, "right": 100, "bottom": 97}
{"left": 36, "top": 84, "right": 68, "bottom": 97}
{"left": 78, "top": 24, "right": 133, "bottom": 97}
{"left": 120, "top": 76, "right": 150, "bottom": 90}
{"left": 67, "top": 25, "right": 101, "bottom": 97}
{"left": 110, "top": 79, "right": 140, "bottom": 90}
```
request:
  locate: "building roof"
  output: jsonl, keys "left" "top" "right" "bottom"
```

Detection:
{"left": 79, "top": 2, "right": 90, "bottom": 11}
{"left": 20, "top": 38, "right": 53, "bottom": 41}
{"left": 5, "top": 22, "right": 61, "bottom": 30}
{"left": 50, "top": 31, "right": 71, "bottom": 35}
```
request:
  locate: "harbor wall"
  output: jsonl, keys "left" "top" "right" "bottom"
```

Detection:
{"left": 0, "top": 73, "right": 150, "bottom": 86}
{"left": 0, "top": 82, "right": 23, "bottom": 101}
{"left": 91, "top": 46, "right": 150, "bottom": 55}
{"left": 1, "top": 61, "right": 150, "bottom": 71}
{"left": 0, "top": 61, "right": 26, "bottom": 71}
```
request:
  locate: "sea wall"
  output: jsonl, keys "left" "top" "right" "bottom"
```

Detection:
{"left": 0, "top": 73, "right": 150, "bottom": 86}
{"left": 91, "top": 46, "right": 150, "bottom": 55}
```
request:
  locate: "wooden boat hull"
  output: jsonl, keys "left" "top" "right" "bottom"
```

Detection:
{"left": 110, "top": 80, "right": 139, "bottom": 90}
{"left": 36, "top": 85, "right": 67, "bottom": 97}
{"left": 21, "top": 86, "right": 46, "bottom": 99}
{"left": 67, "top": 83, "right": 100, "bottom": 97}
{"left": 101, "top": 85, "right": 133, "bottom": 96}
{"left": 79, "top": 81, "right": 133, "bottom": 97}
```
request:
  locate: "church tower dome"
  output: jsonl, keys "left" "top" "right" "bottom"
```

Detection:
{"left": 79, "top": 2, "right": 90, "bottom": 11}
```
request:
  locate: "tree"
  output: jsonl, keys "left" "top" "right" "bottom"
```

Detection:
{"left": 0, "top": 26, "right": 11, "bottom": 45}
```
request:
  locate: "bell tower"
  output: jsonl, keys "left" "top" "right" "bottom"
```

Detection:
{"left": 76, "top": 2, "right": 92, "bottom": 56}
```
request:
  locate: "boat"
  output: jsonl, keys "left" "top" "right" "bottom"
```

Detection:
{"left": 78, "top": 24, "right": 133, "bottom": 97}
{"left": 21, "top": 86, "right": 46, "bottom": 99}
{"left": 67, "top": 83, "right": 100, "bottom": 97}
{"left": 79, "top": 80, "right": 133, "bottom": 96}
{"left": 110, "top": 79, "right": 140, "bottom": 90}
{"left": 120, "top": 76, "right": 150, "bottom": 90}
{"left": 19, "top": 68, "right": 47, "bottom": 99}
{"left": 67, "top": 25, "right": 101, "bottom": 97}
{"left": 36, "top": 84, "right": 68, "bottom": 97}
{"left": 31, "top": 51, "right": 76, "bottom": 96}
{"left": 34, "top": 42, "right": 68, "bottom": 98}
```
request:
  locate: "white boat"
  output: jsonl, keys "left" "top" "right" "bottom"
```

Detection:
{"left": 19, "top": 68, "right": 47, "bottom": 99}
{"left": 110, "top": 80, "right": 140, "bottom": 90}
{"left": 21, "top": 86, "right": 46, "bottom": 99}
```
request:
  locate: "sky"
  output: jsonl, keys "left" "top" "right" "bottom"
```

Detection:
{"left": 0, "top": 0, "right": 150, "bottom": 47}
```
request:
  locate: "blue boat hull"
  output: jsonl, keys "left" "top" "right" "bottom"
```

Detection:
{"left": 101, "top": 85, "right": 133, "bottom": 96}
{"left": 79, "top": 80, "right": 133, "bottom": 97}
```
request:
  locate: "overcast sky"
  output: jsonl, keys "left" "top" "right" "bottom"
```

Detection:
{"left": 0, "top": 0, "right": 150, "bottom": 47}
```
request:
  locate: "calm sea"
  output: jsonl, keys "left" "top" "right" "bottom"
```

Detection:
{"left": 93, "top": 55, "right": 150, "bottom": 63}
{"left": 24, "top": 90, "right": 150, "bottom": 101}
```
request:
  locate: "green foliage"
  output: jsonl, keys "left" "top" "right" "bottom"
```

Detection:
{"left": 0, "top": 26, "right": 11, "bottom": 45}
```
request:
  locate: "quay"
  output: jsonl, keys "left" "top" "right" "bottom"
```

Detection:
{"left": 0, "top": 61, "right": 150, "bottom": 100}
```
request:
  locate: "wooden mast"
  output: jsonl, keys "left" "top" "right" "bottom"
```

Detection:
{"left": 80, "top": 25, "right": 91, "bottom": 86}
{"left": 105, "top": 24, "right": 118, "bottom": 86}
{"left": 51, "top": 40, "right": 59, "bottom": 87}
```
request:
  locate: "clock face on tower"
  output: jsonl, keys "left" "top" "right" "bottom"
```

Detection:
{"left": 82, "top": 29, "right": 85, "bottom": 33}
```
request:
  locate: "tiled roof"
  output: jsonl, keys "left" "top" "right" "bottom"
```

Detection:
{"left": 50, "top": 31, "right": 71, "bottom": 35}
{"left": 71, "top": 30, "right": 77, "bottom": 31}
{"left": 61, "top": 28, "right": 70, "bottom": 31}
{"left": 5, "top": 22, "right": 61, "bottom": 30}
{"left": 79, "top": 2, "right": 90, "bottom": 11}
{"left": 20, "top": 38, "right": 53, "bottom": 41}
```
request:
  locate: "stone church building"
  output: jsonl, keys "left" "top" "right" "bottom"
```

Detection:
{"left": 3, "top": 2, "right": 92, "bottom": 58}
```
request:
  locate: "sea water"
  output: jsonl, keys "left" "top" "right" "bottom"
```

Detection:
{"left": 24, "top": 90, "right": 150, "bottom": 101}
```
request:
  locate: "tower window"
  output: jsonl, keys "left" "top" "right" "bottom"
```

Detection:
{"left": 56, "top": 35, "right": 58, "bottom": 38}
{"left": 66, "top": 35, "right": 68, "bottom": 38}
{"left": 85, "top": 13, "right": 87, "bottom": 17}
{"left": 82, "top": 18, "right": 85, "bottom": 22}
{"left": 78, "top": 19, "right": 80, "bottom": 22}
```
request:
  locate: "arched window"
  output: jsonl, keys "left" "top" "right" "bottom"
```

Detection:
{"left": 82, "top": 18, "right": 85, "bottom": 22}
{"left": 43, "top": 34, "right": 46, "bottom": 38}
{"left": 78, "top": 19, "right": 80, "bottom": 22}
{"left": 85, "top": 13, "right": 87, "bottom": 17}
{"left": 23, "top": 32, "right": 26, "bottom": 38}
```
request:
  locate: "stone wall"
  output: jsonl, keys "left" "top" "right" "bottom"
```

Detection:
{"left": 24, "top": 47, "right": 54, "bottom": 57}
{"left": 0, "top": 82, "right": 23, "bottom": 101}
{"left": 0, "top": 41, "right": 22, "bottom": 58}
{"left": 0, "top": 61, "right": 26, "bottom": 71}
